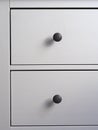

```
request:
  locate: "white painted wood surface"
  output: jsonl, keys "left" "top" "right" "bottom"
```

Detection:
{"left": 0, "top": 0, "right": 10, "bottom": 130}
{"left": 10, "top": 126, "right": 98, "bottom": 130}
{"left": 11, "top": 9, "right": 98, "bottom": 65}
{"left": 10, "top": 0, "right": 98, "bottom": 8}
{"left": 0, "top": 0, "right": 98, "bottom": 130}
{"left": 11, "top": 71, "right": 98, "bottom": 126}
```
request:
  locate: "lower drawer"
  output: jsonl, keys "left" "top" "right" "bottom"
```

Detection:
{"left": 11, "top": 70, "right": 98, "bottom": 126}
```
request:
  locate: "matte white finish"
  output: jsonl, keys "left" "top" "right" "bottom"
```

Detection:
{"left": 0, "top": 0, "right": 10, "bottom": 130}
{"left": 10, "top": 65, "right": 98, "bottom": 70}
{"left": 11, "top": 10, "right": 98, "bottom": 65}
{"left": 10, "top": 0, "right": 98, "bottom": 8}
{"left": 0, "top": 0, "right": 98, "bottom": 130}
{"left": 10, "top": 126, "right": 98, "bottom": 130}
{"left": 11, "top": 71, "right": 98, "bottom": 126}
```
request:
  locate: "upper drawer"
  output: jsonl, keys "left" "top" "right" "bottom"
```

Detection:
{"left": 11, "top": 9, "right": 98, "bottom": 65}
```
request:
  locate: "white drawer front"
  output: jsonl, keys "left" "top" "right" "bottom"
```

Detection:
{"left": 11, "top": 9, "right": 98, "bottom": 65}
{"left": 11, "top": 71, "right": 98, "bottom": 126}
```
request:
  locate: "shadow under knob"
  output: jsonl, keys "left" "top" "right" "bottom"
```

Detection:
{"left": 53, "top": 95, "right": 62, "bottom": 104}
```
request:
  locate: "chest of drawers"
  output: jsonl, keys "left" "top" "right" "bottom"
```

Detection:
{"left": 0, "top": 0, "right": 98, "bottom": 130}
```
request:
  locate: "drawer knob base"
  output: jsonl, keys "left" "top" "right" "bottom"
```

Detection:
{"left": 53, "top": 33, "right": 62, "bottom": 42}
{"left": 53, "top": 95, "right": 62, "bottom": 104}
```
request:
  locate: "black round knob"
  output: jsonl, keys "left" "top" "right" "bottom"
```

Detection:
{"left": 53, "top": 95, "right": 62, "bottom": 104}
{"left": 53, "top": 33, "right": 62, "bottom": 42}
